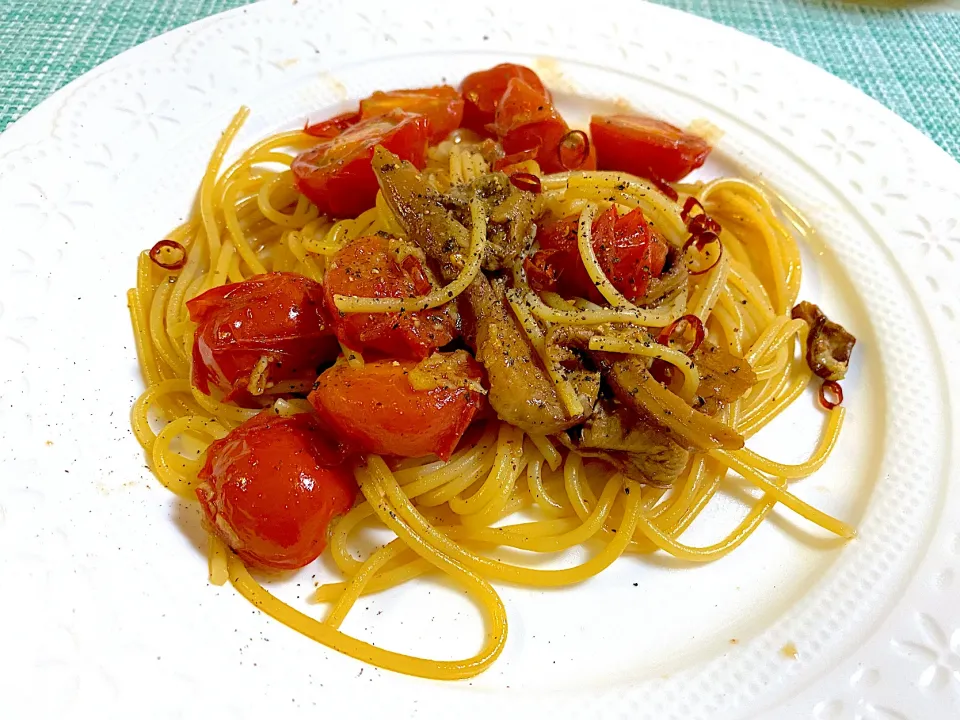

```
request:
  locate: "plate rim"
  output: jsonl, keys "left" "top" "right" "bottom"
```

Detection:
{"left": 2, "top": 1, "right": 959, "bottom": 718}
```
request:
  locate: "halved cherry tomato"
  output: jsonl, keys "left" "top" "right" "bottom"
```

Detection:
{"left": 309, "top": 351, "right": 486, "bottom": 460}
{"left": 524, "top": 214, "right": 592, "bottom": 301}
{"left": 303, "top": 111, "right": 361, "bottom": 139}
{"left": 490, "top": 77, "right": 595, "bottom": 174}
{"left": 323, "top": 235, "right": 458, "bottom": 359}
{"left": 460, "top": 63, "right": 546, "bottom": 136}
{"left": 590, "top": 114, "right": 711, "bottom": 182}
{"left": 187, "top": 272, "right": 339, "bottom": 403}
{"left": 525, "top": 206, "right": 668, "bottom": 303}
{"left": 606, "top": 206, "right": 668, "bottom": 298}
{"left": 360, "top": 86, "right": 464, "bottom": 144}
{"left": 196, "top": 412, "right": 357, "bottom": 570}
{"left": 292, "top": 109, "right": 429, "bottom": 218}
{"left": 492, "top": 78, "right": 566, "bottom": 174}
{"left": 490, "top": 76, "right": 559, "bottom": 137}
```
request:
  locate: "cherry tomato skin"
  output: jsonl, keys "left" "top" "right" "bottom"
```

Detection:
{"left": 460, "top": 63, "right": 546, "bottom": 136}
{"left": 523, "top": 249, "right": 562, "bottom": 293}
{"left": 360, "top": 86, "right": 464, "bottom": 144}
{"left": 196, "top": 412, "right": 357, "bottom": 570}
{"left": 303, "top": 111, "right": 361, "bottom": 139}
{"left": 323, "top": 236, "right": 459, "bottom": 360}
{"left": 536, "top": 214, "right": 581, "bottom": 255}
{"left": 308, "top": 353, "right": 486, "bottom": 461}
{"left": 529, "top": 215, "right": 597, "bottom": 300}
{"left": 527, "top": 207, "right": 668, "bottom": 303}
{"left": 589, "top": 206, "right": 667, "bottom": 301}
{"left": 292, "top": 110, "right": 429, "bottom": 218}
{"left": 614, "top": 205, "right": 668, "bottom": 282}
{"left": 187, "top": 273, "right": 339, "bottom": 402}
{"left": 491, "top": 77, "right": 558, "bottom": 135}
{"left": 589, "top": 114, "right": 711, "bottom": 182}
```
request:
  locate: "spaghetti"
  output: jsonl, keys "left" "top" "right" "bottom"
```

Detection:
{"left": 129, "top": 66, "right": 856, "bottom": 681}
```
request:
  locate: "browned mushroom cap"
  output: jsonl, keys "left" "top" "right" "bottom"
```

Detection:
{"left": 791, "top": 301, "right": 856, "bottom": 382}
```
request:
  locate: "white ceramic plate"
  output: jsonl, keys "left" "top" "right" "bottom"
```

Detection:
{"left": 2, "top": 1, "right": 959, "bottom": 718}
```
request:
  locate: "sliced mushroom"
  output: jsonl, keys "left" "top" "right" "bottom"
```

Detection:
{"left": 373, "top": 146, "right": 595, "bottom": 434}
{"left": 570, "top": 400, "right": 690, "bottom": 487}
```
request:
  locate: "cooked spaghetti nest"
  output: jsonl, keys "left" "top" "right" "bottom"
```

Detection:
{"left": 129, "top": 107, "right": 852, "bottom": 680}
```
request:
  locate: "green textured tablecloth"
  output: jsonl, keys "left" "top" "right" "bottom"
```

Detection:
{"left": 1, "top": 0, "right": 958, "bottom": 161}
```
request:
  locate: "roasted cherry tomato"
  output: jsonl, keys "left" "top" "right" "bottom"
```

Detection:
{"left": 589, "top": 114, "right": 711, "bottom": 182}
{"left": 525, "top": 206, "right": 668, "bottom": 303}
{"left": 360, "top": 86, "right": 464, "bottom": 144}
{"left": 488, "top": 77, "right": 595, "bottom": 174}
{"left": 196, "top": 412, "right": 357, "bottom": 570}
{"left": 460, "top": 63, "right": 546, "bottom": 136}
{"left": 309, "top": 351, "right": 486, "bottom": 460}
{"left": 493, "top": 77, "right": 568, "bottom": 173}
{"left": 323, "top": 235, "right": 458, "bottom": 360}
{"left": 292, "top": 110, "right": 429, "bottom": 218}
{"left": 187, "top": 272, "right": 339, "bottom": 403}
